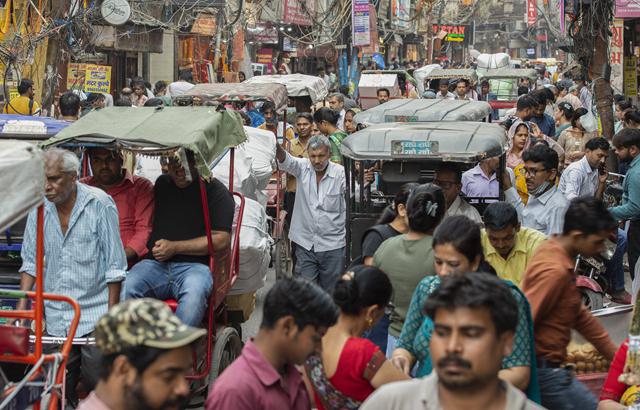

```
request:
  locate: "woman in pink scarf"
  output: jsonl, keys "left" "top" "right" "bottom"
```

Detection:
{"left": 506, "top": 119, "right": 532, "bottom": 169}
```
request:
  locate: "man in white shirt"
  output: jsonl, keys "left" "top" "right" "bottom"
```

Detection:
{"left": 436, "top": 80, "right": 455, "bottom": 100}
{"left": 166, "top": 70, "right": 195, "bottom": 98}
{"left": 454, "top": 79, "right": 478, "bottom": 101}
{"left": 503, "top": 144, "right": 568, "bottom": 236}
{"left": 327, "top": 93, "right": 346, "bottom": 131}
{"left": 276, "top": 135, "right": 346, "bottom": 291}
{"left": 559, "top": 137, "right": 609, "bottom": 200}
{"left": 434, "top": 164, "right": 482, "bottom": 224}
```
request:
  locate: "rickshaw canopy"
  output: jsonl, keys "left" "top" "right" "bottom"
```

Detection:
{"left": 353, "top": 99, "right": 492, "bottom": 126}
{"left": 41, "top": 107, "right": 247, "bottom": 178}
{"left": 424, "top": 68, "right": 478, "bottom": 83}
{"left": 360, "top": 70, "right": 418, "bottom": 87}
{"left": 244, "top": 74, "right": 328, "bottom": 103}
{"left": 340, "top": 121, "right": 506, "bottom": 163}
{"left": 0, "top": 140, "right": 44, "bottom": 232}
{"left": 0, "top": 114, "right": 71, "bottom": 141}
{"left": 478, "top": 68, "right": 538, "bottom": 81}
{"left": 175, "top": 83, "right": 289, "bottom": 111}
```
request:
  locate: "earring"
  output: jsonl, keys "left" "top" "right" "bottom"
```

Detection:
{"left": 366, "top": 317, "right": 373, "bottom": 329}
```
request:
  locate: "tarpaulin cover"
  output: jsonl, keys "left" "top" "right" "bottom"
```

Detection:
{"left": 0, "top": 140, "right": 44, "bottom": 232}
{"left": 41, "top": 107, "right": 247, "bottom": 178}
{"left": 178, "top": 83, "right": 289, "bottom": 111}
{"left": 354, "top": 99, "right": 492, "bottom": 126}
{"left": 244, "top": 74, "right": 328, "bottom": 102}
{"left": 0, "top": 114, "right": 70, "bottom": 139}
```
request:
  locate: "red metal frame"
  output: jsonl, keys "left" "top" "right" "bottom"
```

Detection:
{"left": 488, "top": 100, "right": 516, "bottom": 110}
{"left": 0, "top": 205, "right": 81, "bottom": 410}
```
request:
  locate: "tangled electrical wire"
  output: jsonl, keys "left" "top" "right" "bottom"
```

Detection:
{"left": 568, "top": 0, "right": 614, "bottom": 71}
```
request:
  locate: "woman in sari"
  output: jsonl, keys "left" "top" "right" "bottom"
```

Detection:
{"left": 304, "top": 265, "right": 409, "bottom": 410}
{"left": 507, "top": 120, "right": 532, "bottom": 204}
{"left": 390, "top": 215, "right": 540, "bottom": 403}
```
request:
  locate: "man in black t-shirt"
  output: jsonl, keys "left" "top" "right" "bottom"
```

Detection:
{"left": 125, "top": 151, "right": 235, "bottom": 326}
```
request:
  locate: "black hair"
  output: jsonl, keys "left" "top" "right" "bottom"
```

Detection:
{"left": 313, "top": 107, "right": 340, "bottom": 126}
{"left": 333, "top": 265, "right": 392, "bottom": 315}
{"left": 261, "top": 101, "right": 276, "bottom": 114}
{"left": 345, "top": 109, "right": 356, "bottom": 118}
{"left": 522, "top": 144, "right": 559, "bottom": 171}
{"left": 376, "top": 88, "right": 390, "bottom": 97}
{"left": 585, "top": 137, "right": 610, "bottom": 152}
{"left": 557, "top": 102, "right": 574, "bottom": 120}
{"left": 99, "top": 346, "right": 166, "bottom": 381}
{"left": 517, "top": 86, "right": 530, "bottom": 97}
{"left": 516, "top": 95, "right": 536, "bottom": 111}
{"left": 423, "top": 273, "right": 518, "bottom": 336}
{"left": 617, "top": 100, "right": 633, "bottom": 112}
{"left": 18, "top": 79, "right": 34, "bottom": 95}
{"left": 260, "top": 277, "right": 339, "bottom": 330}
{"left": 154, "top": 80, "right": 167, "bottom": 94}
{"left": 571, "top": 107, "right": 588, "bottom": 128}
{"left": 296, "top": 112, "right": 313, "bottom": 123}
{"left": 339, "top": 85, "right": 350, "bottom": 97}
{"left": 624, "top": 110, "right": 640, "bottom": 126}
{"left": 562, "top": 197, "right": 617, "bottom": 235}
{"left": 436, "top": 163, "right": 462, "bottom": 183}
{"left": 405, "top": 183, "right": 446, "bottom": 234}
{"left": 483, "top": 202, "right": 519, "bottom": 231}
{"left": 614, "top": 94, "right": 626, "bottom": 103}
{"left": 541, "top": 87, "right": 555, "bottom": 102}
{"left": 59, "top": 92, "right": 81, "bottom": 116}
{"left": 433, "top": 216, "right": 483, "bottom": 264}
{"left": 439, "top": 79, "right": 450, "bottom": 88}
{"left": 114, "top": 98, "right": 132, "bottom": 107}
{"left": 131, "top": 79, "right": 146, "bottom": 90}
{"left": 531, "top": 89, "right": 547, "bottom": 106}
{"left": 143, "top": 98, "right": 165, "bottom": 107}
{"left": 179, "top": 69, "right": 193, "bottom": 82}
{"left": 376, "top": 182, "right": 419, "bottom": 224}
{"left": 613, "top": 127, "right": 640, "bottom": 150}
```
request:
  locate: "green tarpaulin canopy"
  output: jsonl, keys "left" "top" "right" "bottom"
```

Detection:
{"left": 41, "top": 107, "right": 247, "bottom": 178}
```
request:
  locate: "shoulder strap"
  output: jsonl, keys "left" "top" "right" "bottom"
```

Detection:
{"left": 28, "top": 98, "right": 34, "bottom": 115}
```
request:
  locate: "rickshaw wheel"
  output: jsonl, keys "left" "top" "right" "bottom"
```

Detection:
{"left": 581, "top": 288, "right": 604, "bottom": 311}
{"left": 275, "top": 229, "right": 291, "bottom": 279}
{"left": 209, "top": 327, "right": 243, "bottom": 383}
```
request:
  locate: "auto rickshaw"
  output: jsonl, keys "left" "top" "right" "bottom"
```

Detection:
{"left": 353, "top": 99, "right": 493, "bottom": 127}
{"left": 172, "top": 82, "right": 292, "bottom": 279}
{"left": 422, "top": 68, "right": 478, "bottom": 96}
{"left": 477, "top": 68, "right": 538, "bottom": 112}
{"left": 340, "top": 121, "right": 507, "bottom": 262}
{"left": 243, "top": 73, "right": 329, "bottom": 113}
{"left": 40, "top": 106, "right": 247, "bottom": 404}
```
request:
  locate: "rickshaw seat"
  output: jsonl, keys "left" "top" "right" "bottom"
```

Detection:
{"left": 164, "top": 299, "right": 179, "bottom": 313}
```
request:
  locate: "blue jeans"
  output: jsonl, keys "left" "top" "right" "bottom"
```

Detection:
{"left": 363, "top": 313, "right": 389, "bottom": 353}
{"left": 295, "top": 246, "right": 345, "bottom": 292}
{"left": 604, "top": 229, "right": 627, "bottom": 292}
{"left": 125, "top": 260, "right": 213, "bottom": 326}
{"left": 538, "top": 367, "right": 597, "bottom": 410}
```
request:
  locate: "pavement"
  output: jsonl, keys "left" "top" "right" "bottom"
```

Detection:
{"left": 240, "top": 267, "right": 276, "bottom": 342}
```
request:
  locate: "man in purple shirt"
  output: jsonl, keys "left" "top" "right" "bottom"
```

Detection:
{"left": 207, "top": 278, "right": 339, "bottom": 410}
{"left": 461, "top": 157, "right": 515, "bottom": 201}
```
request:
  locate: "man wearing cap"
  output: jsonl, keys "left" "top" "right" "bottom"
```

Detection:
{"left": 77, "top": 298, "right": 206, "bottom": 410}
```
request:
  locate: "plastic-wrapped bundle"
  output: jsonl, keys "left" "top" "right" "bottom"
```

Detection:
{"left": 211, "top": 145, "right": 260, "bottom": 201}
{"left": 228, "top": 196, "right": 273, "bottom": 296}
{"left": 476, "top": 53, "right": 510, "bottom": 70}
{"left": 243, "top": 126, "right": 276, "bottom": 191}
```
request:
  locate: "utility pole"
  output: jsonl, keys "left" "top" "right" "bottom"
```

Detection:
{"left": 41, "top": 0, "right": 66, "bottom": 115}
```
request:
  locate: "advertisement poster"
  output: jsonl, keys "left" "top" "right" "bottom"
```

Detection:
{"left": 84, "top": 64, "right": 112, "bottom": 94}
{"left": 283, "top": 0, "right": 313, "bottom": 26}
{"left": 527, "top": 0, "right": 537, "bottom": 27}
{"left": 610, "top": 19, "right": 624, "bottom": 93}
{"left": 361, "top": 5, "right": 379, "bottom": 54}
{"left": 624, "top": 57, "right": 637, "bottom": 97}
{"left": 352, "top": 0, "right": 370, "bottom": 47}
{"left": 67, "top": 63, "right": 87, "bottom": 90}
{"left": 256, "top": 48, "right": 274, "bottom": 74}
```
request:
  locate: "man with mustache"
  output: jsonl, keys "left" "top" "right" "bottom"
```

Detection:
{"left": 78, "top": 298, "right": 205, "bottom": 410}
{"left": 361, "top": 273, "right": 543, "bottom": 409}
{"left": 275, "top": 134, "right": 346, "bottom": 291}
{"left": 125, "top": 149, "right": 235, "bottom": 326}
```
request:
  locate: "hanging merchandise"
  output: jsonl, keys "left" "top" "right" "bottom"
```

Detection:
{"left": 372, "top": 53, "right": 385, "bottom": 69}
{"left": 338, "top": 51, "right": 348, "bottom": 87}
{"left": 349, "top": 51, "right": 360, "bottom": 98}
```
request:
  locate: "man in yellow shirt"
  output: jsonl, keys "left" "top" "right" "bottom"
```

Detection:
{"left": 481, "top": 202, "right": 546, "bottom": 286}
{"left": 4, "top": 79, "right": 41, "bottom": 115}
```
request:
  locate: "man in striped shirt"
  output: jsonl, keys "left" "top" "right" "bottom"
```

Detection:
{"left": 18, "top": 148, "right": 127, "bottom": 406}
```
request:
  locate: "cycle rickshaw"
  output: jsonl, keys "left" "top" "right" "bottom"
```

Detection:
{"left": 243, "top": 73, "right": 329, "bottom": 114}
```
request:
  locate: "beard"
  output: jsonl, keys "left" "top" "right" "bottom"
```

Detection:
{"left": 123, "top": 377, "right": 189, "bottom": 410}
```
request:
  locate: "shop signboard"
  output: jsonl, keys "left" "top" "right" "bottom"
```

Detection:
{"left": 352, "top": 0, "right": 370, "bottom": 47}
{"left": 610, "top": 19, "right": 624, "bottom": 93}
{"left": 394, "top": 0, "right": 410, "bottom": 30}
{"left": 283, "top": 37, "right": 297, "bottom": 52}
{"left": 191, "top": 13, "right": 216, "bottom": 36}
{"left": 256, "top": 48, "right": 274, "bottom": 74}
{"left": 431, "top": 25, "right": 470, "bottom": 43}
{"left": 84, "top": 64, "right": 112, "bottom": 94}
{"left": 616, "top": 0, "right": 640, "bottom": 18}
{"left": 67, "top": 63, "right": 87, "bottom": 90}
{"left": 624, "top": 57, "right": 637, "bottom": 97}
{"left": 527, "top": 0, "right": 537, "bottom": 27}
{"left": 283, "top": 0, "right": 313, "bottom": 26}
{"left": 361, "top": 5, "right": 379, "bottom": 54}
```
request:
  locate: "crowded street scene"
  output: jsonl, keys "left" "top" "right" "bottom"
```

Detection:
{"left": 3, "top": 0, "right": 640, "bottom": 409}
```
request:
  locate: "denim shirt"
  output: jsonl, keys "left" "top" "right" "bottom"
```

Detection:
{"left": 20, "top": 183, "right": 127, "bottom": 337}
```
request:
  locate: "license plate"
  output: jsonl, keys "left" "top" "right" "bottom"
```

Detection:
{"left": 391, "top": 140, "right": 438, "bottom": 156}
{"left": 384, "top": 115, "right": 418, "bottom": 123}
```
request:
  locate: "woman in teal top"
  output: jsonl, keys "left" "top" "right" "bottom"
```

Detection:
{"left": 391, "top": 215, "right": 540, "bottom": 403}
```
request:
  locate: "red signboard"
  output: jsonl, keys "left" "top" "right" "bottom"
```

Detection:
{"left": 283, "top": 0, "right": 314, "bottom": 26}
{"left": 527, "top": 0, "right": 537, "bottom": 27}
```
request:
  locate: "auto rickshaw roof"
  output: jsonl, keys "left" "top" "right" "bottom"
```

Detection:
{"left": 0, "top": 114, "right": 71, "bottom": 140}
{"left": 478, "top": 68, "right": 538, "bottom": 81}
{"left": 353, "top": 99, "right": 492, "bottom": 126}
{"left": 424, "top": 68, "right": 478, "bottom": 82}
{"left": 41, "top": 107, "right": 247, "bottom": 178}
{"left": 360, "top": 70, "right": 418, "bottom": 87}
{"left": 340, "top": 121, "right": 506, "bottom": 162}
{"left": 0, "top": 140, "right": 44, "bottom": 232}
{"left": 243, "top": 73, "right": 328, "bottom": 102}
{"left": 175, "top": 83, "right": 289, "bottom": 111}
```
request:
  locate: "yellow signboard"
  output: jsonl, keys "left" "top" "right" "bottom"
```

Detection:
{"left": 84, "top": 64, "right": 112, "bottom": 94}
{"left": 624, "top": 57, "right": 637, "bottom": 97}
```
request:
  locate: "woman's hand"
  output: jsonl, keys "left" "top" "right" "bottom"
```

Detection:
{"left": 391, "top": 349, "right": 414, "bottom": 375}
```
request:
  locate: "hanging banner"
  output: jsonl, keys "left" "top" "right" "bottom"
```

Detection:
{"left": 232, "top": 28, "right": 245, "bottom": 61}
{"left": 84, "top": 64, "right": 111, "bottom": 94}
{"left": 283, "top": 0, "right": 314, "bottom": 26}
{"left": 527, "top": 0, "right": 537, "bottom": 27}
{"left": 361, "top": 5, "right": 379, "bottom": 54}
{"left": 616, "top": 0, "right": 640, "bottom": 18}
{"left": 560, "top": 0, "right": 565, "bottom": 33}
{"left": 610, "top": 19, "right": 624, "bottom": 93}
{"left": 352, "top": 0, "right": 370, "bottom": 47}
{"left": 67, "top": 63, "right": 87, "bottom": 90}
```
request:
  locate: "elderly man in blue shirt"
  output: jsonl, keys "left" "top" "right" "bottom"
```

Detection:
{"left": 610, "top": 128, "right": 640, "bottom": 278}
{"left": 18, "top": 148, "right": 126, "bottom": 407}
{"left": 276, "top": 134, "right": 346, "bottom": 291}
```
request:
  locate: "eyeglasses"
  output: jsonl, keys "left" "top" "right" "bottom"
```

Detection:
{"left": 518, "top": 167, "right": 548, "bottom": 177}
